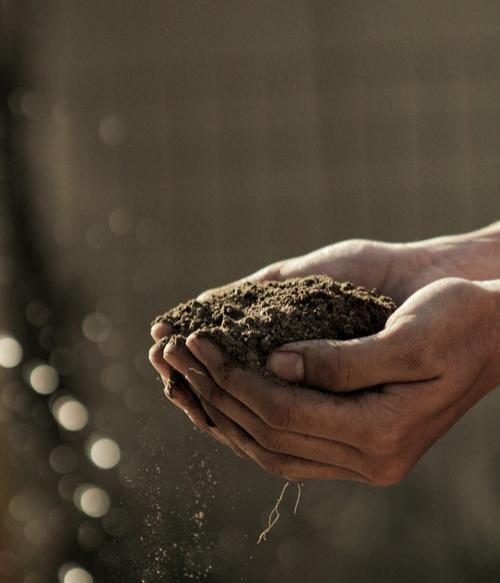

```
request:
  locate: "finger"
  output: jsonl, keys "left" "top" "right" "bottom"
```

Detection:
{"left": 163, "top": 336, "right": 248, "bottom": 458}
{"left": 197, "top": 282, "right": 244, "bottom": 301}
{"left": 196, "top": 399, "right": 250, "bottom": 459}
{"left": 149, "top": 340, "right": 226, "bottom": 440}
{"left": 149, "top": 338, "right": 173, "bottom": 378}
{"left": 266, "top": 328, "right": 434, "bottom": 392}
{"left": 163, "top": 373, "right": 244, "bottom": 455}
{"left": 151, "top": 320, "right": 173, "bottom": 342}
{"left": 201, "top": 400, "right": 370, "bottom": 483}
{"left": 196, "top": 251, "right": 346, "bottom": 302}
{"left": 186, "top": 334, "right": 377, "bottom": 446}
{"left": 195, "top": 261, "right": 289, "bottom": 301}
{"left": 179, "top": 352, "right": 368, "bottom": 471}
{"left": 165, "top": 373, "right": 212, "bottom": 430}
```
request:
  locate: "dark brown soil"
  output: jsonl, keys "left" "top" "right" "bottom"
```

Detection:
{"left": 153, "top": 275, "right": 396, "bottom": 381}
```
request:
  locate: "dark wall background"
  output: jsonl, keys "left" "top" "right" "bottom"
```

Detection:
{"left": 1, "top": 1, "right": 499, "bottom": 582}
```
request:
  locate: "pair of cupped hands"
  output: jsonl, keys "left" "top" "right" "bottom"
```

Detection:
{"left": 149, "top": 237, "right": 500, "bottom": 485}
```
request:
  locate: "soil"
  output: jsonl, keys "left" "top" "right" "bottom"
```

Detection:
{"left": 153, "top": 275, "right": 396, "bottom": 382}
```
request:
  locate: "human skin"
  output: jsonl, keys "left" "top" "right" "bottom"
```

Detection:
{"left": 149, "top": 222, "right": 500, "bottom": 483}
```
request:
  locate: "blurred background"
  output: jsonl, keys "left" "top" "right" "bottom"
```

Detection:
{"left": 1, "top": 1, "right": 500, "bottom": 582}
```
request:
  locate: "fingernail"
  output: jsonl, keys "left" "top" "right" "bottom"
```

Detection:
{"left": 267, "top": 351, "right": 304, "bottom": 383}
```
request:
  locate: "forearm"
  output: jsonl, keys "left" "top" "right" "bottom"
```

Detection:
{"left": 414, "top": 221, "right": 500, "bottom": 282}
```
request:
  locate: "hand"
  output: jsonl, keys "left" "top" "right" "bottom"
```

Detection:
{"left": 149, "top": 231, "right": 497, "bottom": 456}
{"left": 197, "top": 239, "right": 416, "bottom": 304}
{"left": 148, "top": 325, "right": 248, "bottom": 457}
{"left": 166, "top": 278, "right": 499, "bottom": 483}
{"left": 149, "top": 238, "right": 408, "bottom": 456}
{"left": 195, "top": 234, "right": 489, "bottom": 305}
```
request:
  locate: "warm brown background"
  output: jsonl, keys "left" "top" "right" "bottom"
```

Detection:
{"left": 1, "top": 1, "right": 500, "bottom": 582}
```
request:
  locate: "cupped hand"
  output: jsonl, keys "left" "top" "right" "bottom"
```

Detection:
{"left": 148, "top": 323, "right": 248, "bottom": 457}
{"left": 148, "top": 234, "right": 495, "bottom": 460}
{"left": 149, "top": 238, "right": 405, "bottom": 454}
{"left": 197, "top": 238, "right": 419, "bottom": 304}
{"left": 171, "top": 278, "right": 499, "bottom": 483}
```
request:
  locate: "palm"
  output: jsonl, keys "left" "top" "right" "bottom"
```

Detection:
{"left": 236, "top": 239, "right": 421, "bottom": 305}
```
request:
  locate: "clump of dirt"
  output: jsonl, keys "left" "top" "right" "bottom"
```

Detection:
{"left": 152, "top": 275, "right": 396, "bottom": 380}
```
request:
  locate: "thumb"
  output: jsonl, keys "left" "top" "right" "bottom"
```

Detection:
{"left": 266, "top": 331, "right": 418, "bottom": 392}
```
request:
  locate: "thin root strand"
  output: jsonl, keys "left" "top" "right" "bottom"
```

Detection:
{"left": 257, "top": 481, "right": 303, "bottom": 544}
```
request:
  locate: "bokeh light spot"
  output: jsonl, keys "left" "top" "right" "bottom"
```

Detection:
{"left": 82, "top": 313, "right": 111, "bottom": 343}
{"left": 58, "top": 564, "right": 93, "bottom": 583}
{"left": 99, "top": 115, "right": 126, "bottom": 145}
{"left": 74, "top": 484, "right": 110, "bottom": 518}
{"left": 20, "top": 91, "right": 43, "bottom": 121}
{"left": 24, "top": 520, "right": 49, "bottom": 546}
{"left": 9, "top": 494, "right": 37, "bottom": 522}
{"left": 25, "top": 301, "right": 50, "bottom": 327}
{"left": 52, "top": 397, "right": 89, "bottom": 431}
{"left": 29, "top": 364, "right": 59, "bottom": 395}
{"left": 108, "top": 208, "right": 133, "bottom": 235}
{"left": 88, "top": 436, "right": 121, "bottom": 469}
{"left": 0, "top": 335, "right": 23, "bottom": 368}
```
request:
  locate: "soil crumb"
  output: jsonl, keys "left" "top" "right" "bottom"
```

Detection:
{"left": 153, "top": 275, "right": 396, "bottom": 381}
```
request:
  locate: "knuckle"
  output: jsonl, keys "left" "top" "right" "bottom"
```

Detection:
{"left": 229, "top": 444, "right": 246, "bottom": 458}
{"left": 148, "top": 344, "right": 161, "bottom": 364}
{"left": 253, "top": 428, "right": 286, "bottom": 453}
{"left": 388, "top": 329, "right": 427, "bottom": 369}
{"left": 215, "top": 359, "right": 233, "bottom": 387}
{"left": 254, "top": 450, "right": 281, "bottom": 476}
{"left": 253, "top": 450, "right": 291, "bottom": 479}
{"left": 319, "top": 343, "right": 350, "bottom": 390}
{"left": 263, "top": 403, "right": 291, "bottom": 431}
{"left": 201, "top": 384, "right": 218, "bottom": 407}
{"left": 162, "top": 344, "right": 177, "bottom": 362}
{"left": 258, "top": 260, "right": 286, "bottom": 281}
{"left": 331, "top": 347, "right": 351, "bottom": 390}
{"left": 406, "top": 341, "right": 438, "bottom": 375}
{"left": 387, "top": 323, "right": 443, "bottom": 377}
{"left": 369, "top": 421, "right": 407, "bottom": 456}
{"left": 372, "top": 459, "right": 408, "bottom": 487}
{"left": 268, "top": 461, "right": 289, "bottom": 478}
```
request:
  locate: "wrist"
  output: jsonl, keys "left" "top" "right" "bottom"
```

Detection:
{"left": 406, "top": 222, "right": 500, "bottom": 285}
